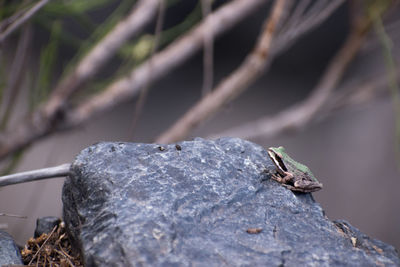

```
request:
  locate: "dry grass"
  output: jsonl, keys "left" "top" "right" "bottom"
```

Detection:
{"left": 21, "top": 220, "right": 83, "bottom": 267}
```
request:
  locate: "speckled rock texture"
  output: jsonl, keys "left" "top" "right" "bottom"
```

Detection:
{"left": 0, "top": 230, "right": 23, "bottom": 266}
{"left": 62, "top": 138, "right": 400, "bottom": 266}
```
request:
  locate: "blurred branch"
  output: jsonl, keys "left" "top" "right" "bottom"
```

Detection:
{"left": 129, "top": 0, "right": 166, "bottom": 138}
{"left": 325, "top": 70, "right": 396, "bottom": 113}
{"left": 156, "top": 0, "right": 290, "bottom": 143}
{"left": 42, "top": 0, "right": 161, "bottom": 118}
{"left": 65, "top": 0, "right": 140, "bottom": 72}
{"left": 0, "top": 0, "right": 49, "bottom": 43}
{"left": 208, "top": 13, "right": 372, "bottom": 140}
{"left": 0, "top": 0, "right": 351, "bottom": 159}
{"left": 158, "top": 2, "right": 202, "bottom": 47}
{"left": 368, "top": 0, "right": 400, "bottom": 160}
{"left": 0, "top": 212, "right": 26, "bottom": 219}
{"left": 0, "top": 0, "right": 161, "bottom": 159}
{"left": 201, "top": 0, "right": 214, "bottom": 95}
{"left": 274, "top": 0, "right": 346, "bottom": 54}
{"left": 31, "top": 20, "right": 62, "bottom": 111}
{"left": 65, "top": 0, "right": 270, "bottom": 128}
{"left": 0, "top": 0, "right": 269, "bottom": 160}
{"left": 0, "top": 25, "right": 32, "bottom": 129}
{"left": 42, "top": 0, "right": 113, "bottom": 16}
{"left": 154, "top": 0, "right": 346, "bottom": 143}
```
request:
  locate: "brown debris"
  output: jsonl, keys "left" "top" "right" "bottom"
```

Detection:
{"left": 246, "top": 228, "right": 263, "bottom": 234}
{"left": 21, "top": 220, "right": 83, "bottom": 267}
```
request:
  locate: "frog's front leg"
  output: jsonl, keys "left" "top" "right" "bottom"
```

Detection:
{"left": 271, "top": 171, "right": 294, "bottom": 184}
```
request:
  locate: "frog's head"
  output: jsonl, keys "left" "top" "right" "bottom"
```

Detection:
{"left": 269, "top": 146, "right": 286, "bottom": 156}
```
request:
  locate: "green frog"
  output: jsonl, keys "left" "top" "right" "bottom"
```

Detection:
{"left": 267, "top": 146, "right": 323, "bottom": 193}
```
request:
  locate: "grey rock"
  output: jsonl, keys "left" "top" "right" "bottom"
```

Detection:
{"left": 62, "top": 138, "right": 400, "bottom": 266}
{"left": 0, "top": 230, "right": 23, "bottom": 266}
{"left": 34, "top": 216, "right": 61, "bottom": 237}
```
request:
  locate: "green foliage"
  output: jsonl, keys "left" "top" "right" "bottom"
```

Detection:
{"left": 42, "top": 0, "right": 114, "bottom": 17}
{"left": 124, "top": 34, "right": 155, "bottom": 62}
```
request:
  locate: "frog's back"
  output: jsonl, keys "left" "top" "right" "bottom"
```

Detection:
{"left": 285, "top": 154, "right": 318, "bottom": 182}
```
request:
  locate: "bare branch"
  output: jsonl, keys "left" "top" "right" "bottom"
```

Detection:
{"left": 0, "top": 0, "right": 161, "bottom": 159}
{"left": 154, "top": 0, "right": 346, "bottom": 143}
{"left": 129, "top": 0, "right": 167, "bottom": 138}
{"left": 324, "top": 73, "right": 393, "bottom": 115}
{"left": 0, "top": 0, "right": 269, "bottom": 160}
{"left": 0, "top": 25, "right": 32, "bottom": 128}
{"left": 0, "top": 0, "right": 49, "bottom": 43}
{"left": 201, "top": 0, "right": 214, "bottom": 95}
{"left": 208, "top": 16, "right": 372, "bottom": 140}
{"left": 285, "top": 0, "right": 311, "bottom": 27}
{"left": 0, "top": 213, "right": 26, "bottom": 218}
{"left": 66, "top": 0, "right": 270, "bottom": 127}
{"left": 0, "top": 163, "right": 70, "bottom": 187}
{"left": 42, "top": 0, "right": 162, "bottom": 118}
{"left": 275, "top": 0, "right": 346, "bottom": 54}
{"left": 155, "top": 0, "right": 290, "bottom": 143}
{"left": 0, "top": 0, "right": 347, "bottom": 159}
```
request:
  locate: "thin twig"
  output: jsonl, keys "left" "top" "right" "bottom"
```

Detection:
{"left": 201, "top": 0, "right": 214, "bottom": 95}
{"left": 0, "top": 212, "right": 27, "bottom": 218}
{"left": 155, "top": 0, "right": 290, "bottom": 143}
{"left": 324, "top": 73, "right": 393, "bottom": 114}
{"left": 154, "top": 0, "right": 346, "bottom": 143}
{"left": 0, "top": 0, "right": 162, "bottom": 159}
{"left": 372, "top": 5, "right": 400, "bottom": 160}
{"left": 208, "top": 15, "right": 372, "bottom": 140}
{"left": 0, "top": 163, "right": 71, "bottom": 187}
{"left": 65, "top": 0, "right": 270, "bottom": 127}
{"left": 211, "top": 71, "right": 393, "bottom": 140}
{"left": 0, "top": 0, "right": 49, "bottom": 43}
{"left": 129, "top": 0, "right": 166, "bottom": 139}
{"left": 54, "top": 248, "right": 76, "bottom": 267}
{"left": 0, "top": 0, "right": 269, "bottom": 161}
{"left": 28, "top": 224, "right": 58, "bottom": 266}
{"left": 275, "top": 0, "right": 346, "bottom": 54}
{"left": 284, "top": 0, "right": 311, "bottom": 28}
{"left": 0, "top": 3, "right": 28, "bottom": 33}
{"left": 42, "top": 0, "right": 162, "bottom": 118}
{"left": 0, "top": 25, "right": 32, "bottom": 129}
{"left": 0, "top": 0, "right": 345, "bottom": 159}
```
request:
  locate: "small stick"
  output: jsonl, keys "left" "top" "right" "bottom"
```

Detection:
{"left": 28, "top": 224, "right": 58, "bottom": 266}
{"left": 0, "top": 212, "right": 27, "bottom": 218}
{"left": 0, "top": 163, "right": 71, "bottom": 187}
{"left": 0, "top": 0, "right": 49, "bottom": 43}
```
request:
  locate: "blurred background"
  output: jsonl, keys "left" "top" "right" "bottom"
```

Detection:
{"left": 0, "top": 0, "right": 399, "bottom": 252}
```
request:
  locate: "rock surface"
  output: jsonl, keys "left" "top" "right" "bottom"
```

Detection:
{"left": 34, "top": 216, "right": 61, "bottom": 237}
{"left": 62, "top": 138, "right": 400, "bottom": 266}
{"left": 0, "top": 230, "right": 23, "bottom": 266}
